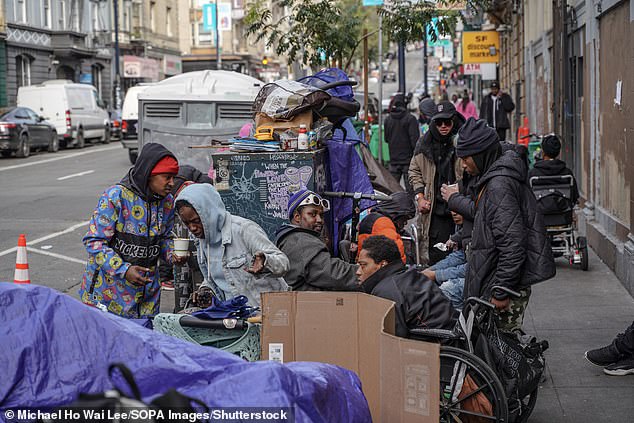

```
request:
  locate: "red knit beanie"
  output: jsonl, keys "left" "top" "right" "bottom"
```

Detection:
{"left": 151, "top": 156, "right": 179, "bottom": 175}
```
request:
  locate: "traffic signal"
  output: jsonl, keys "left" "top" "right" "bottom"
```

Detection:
{"left": 262, "top": 56, "right": 269, "bottom": 66}
{"left": 438, "top": 65, "right": 443, "bottom": 72}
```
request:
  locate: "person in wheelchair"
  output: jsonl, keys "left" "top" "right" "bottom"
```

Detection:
{"left": 528, "top": 134, "right": 580, "bottom": 208}
{"left": 356, "top": 235, "right": 457, "bottom": 338}
{"left": 275, "top": 189, "right": 359, "bottom": 291}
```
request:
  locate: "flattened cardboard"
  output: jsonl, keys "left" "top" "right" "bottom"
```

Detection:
{"left": 261, "top": 291, "right": 439, "bottom": 422}
{"left": 255, "top": 111, "right": 313, "bottom": 134}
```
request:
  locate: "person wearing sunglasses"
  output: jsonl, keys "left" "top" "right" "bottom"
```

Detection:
{"left": 408, "top": 100, "right": 465, "bottom": 266}
{"left": 275, "top": 189, "right": 359, "bottom": 292}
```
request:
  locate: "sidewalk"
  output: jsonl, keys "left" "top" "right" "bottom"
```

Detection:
{"left": 526, "top": 248, "right": 634, "bottom": 422}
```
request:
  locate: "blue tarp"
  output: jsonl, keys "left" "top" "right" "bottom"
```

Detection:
{"left": 0, "top": 284, "right": 371, "bottom": 422}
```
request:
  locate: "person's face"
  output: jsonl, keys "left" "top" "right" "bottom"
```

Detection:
{"left": 178, "top": 205, "right": 205, "bottom": 239}
{"left": 293, "top": 205, "right": 324, "bottom": 233}
{"left": 490, "top": 87, "right": 500, "bottom": 96}
{"left": 148, "top": 173, "right": 175, "bottom": 197}
{"left": 356, "top": 249, "right": 386, "bottom": 284}
{"left": 451, "top": 212, "right": 464, "bottom": 225}
{"left": 435, "top": 118, "right": 454, "bottom": 136}
{"left": 462, "top": 156, "right": 480, "bottom": 176}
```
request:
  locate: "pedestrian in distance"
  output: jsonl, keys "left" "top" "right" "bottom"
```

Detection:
{"left": 175, "top": 183, "right": 289, "bottom": 309}
{"left": 408, "top": 100, "right": 465, "bottom": 266}
{"left": 455, "top": 118, "right": 555, "bottom": 332}
{"left": 418, "top": 97, "right": 436, "bottom": 135}
{"left": 586, "top": 320, "right": 634, "bottom": 376}
{"left": 79, "top": 143, "right": 186, "bottom": 318}
{"left": 275, "top": 189, "right": 359, "bottom": 291}
{"left": 479, "top": 81, "right": 515, "bottom": 141}
{"left": 456, "top": 90, "right": 478, "bottom": 121}
{"left": 384, "top": 93, "right": 420, "bottom": 194}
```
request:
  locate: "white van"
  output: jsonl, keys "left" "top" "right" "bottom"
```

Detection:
{"left": 137, "top": 70, "right": 262, "bottom": 168}
{"left": 17, "top": 80, "right": 110, "bottom": 149}
{"left": 120, "top": 84, "right": 155, "bottom": 164}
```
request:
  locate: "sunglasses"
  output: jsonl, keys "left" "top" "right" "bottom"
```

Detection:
{"left": 298, "top": 194, "right": 330, "bottom": 211}
{"left": 436, "top": 118, "right": 453, "bottom": 127}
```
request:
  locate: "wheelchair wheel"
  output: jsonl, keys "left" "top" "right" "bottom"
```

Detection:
{"left": 577, "top": 236, "right": 589, "bottom": 271}
{"left": 439, "top": 346, "right": 509, "bottom": 422}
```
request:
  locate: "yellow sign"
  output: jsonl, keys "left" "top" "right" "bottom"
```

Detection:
{"left": 462, "top": 31, "right": 500, "bottom": 64}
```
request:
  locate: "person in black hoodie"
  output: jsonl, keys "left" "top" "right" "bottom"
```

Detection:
{"left": 356, "top": 235, "right": 457, "bottom": 338}
{"left": 79, "top": 143, "right": 185, "bottom": 318}
{"left": 384, "top": 94, "right": 420, "bottom": 194}
{"left": 528, "top": 135, "right": 579, "bottom": 204}
{"left": 455, "top": 118, "right": 555, "bottom": 332}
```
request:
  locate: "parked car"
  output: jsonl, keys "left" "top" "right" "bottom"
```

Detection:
{"left": 121, "top": 84, "right": 155, "bottom": 164}
{"left": 353, "top": 91, "right": 380, "bottom": 124}
{"left": 383, "top": 71, "right": 397, "bottom": 83}
{"left": 109, "top": 109, "right": 122, "bottom": 141}
{"left": 17, "top": 80, "right": 110, "bottom": 149}
{"left": 0, "top": 107, "right": 58, "bottom": 158}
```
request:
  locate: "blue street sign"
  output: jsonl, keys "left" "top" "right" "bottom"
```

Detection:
{"left": 362, "top": 0, "right": 383, "bottom": 5}
{"left": 202, "top": 3, "right": 217, "bottom": 32}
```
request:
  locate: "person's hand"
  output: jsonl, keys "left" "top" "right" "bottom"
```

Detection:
{"left": 422, "top": 269, "right": 436, "bottom": 282}
{"left": 125, "top": 265, "right": 151, "bottom": 286}
{"left": 192, "top": 287, "right": 213, "bottom": 308}
{"left": 246, "top": 252, "right": 265, "bottom": 274}
{"left": 445, "top": 239, "right": 457, "bottom": 251}
{"left": 441, "top": 183, "right": 459, "bottom": 202}
{"left": 417, "top": 197, "right": 431, "bottom": 214}
{"left": 350, "top": 242, "right": 358, "bottom": 254}
{"left": 491, "top": 296, "right": 511, "bottom": 311}
{"left": 172, "top": 254, "right": 188, "bottom": 266}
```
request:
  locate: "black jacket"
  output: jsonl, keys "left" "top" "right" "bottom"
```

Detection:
{"left": 479, "top": 93, "right": 515, "bottom": 130}
{"left": 361, "top": 262, "right": 457, "bottom": 338}
{"left": 384, "top": 107, "right": 420, "bottom": 165}
{"left": 528, "top": 159, "right": 579, "bottom": 204}
{"left": 466, "top": 150, "right": 555, "bottom": 300}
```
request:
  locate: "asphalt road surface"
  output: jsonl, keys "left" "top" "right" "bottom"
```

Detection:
{"left": 0, "top": 142, "right": 131, "bottom": 296}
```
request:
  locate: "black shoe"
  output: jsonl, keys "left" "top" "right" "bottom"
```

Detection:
{"left": 585, "top": 343, "right": 623, "bottom": 367}
{"left": 604, "top": 358, "right": 634, "bottom": 376}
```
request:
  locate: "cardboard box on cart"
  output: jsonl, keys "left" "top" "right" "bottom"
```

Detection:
{"left": 261, "top": 291, "right": 440, "bottom": 422}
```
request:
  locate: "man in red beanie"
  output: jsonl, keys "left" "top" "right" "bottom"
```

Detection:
{"left": 79, "top": 143, "right": 185, "bottom": 318}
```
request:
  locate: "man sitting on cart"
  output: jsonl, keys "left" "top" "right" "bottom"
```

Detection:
{"left": 356, "top": 235, "right": 457, "bottom": 337}
{"left": 275, "top": 189, "right": 359, "bottom": 291}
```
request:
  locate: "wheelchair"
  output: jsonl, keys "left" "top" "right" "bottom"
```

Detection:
{"left": 529, "top": 175, "right": 588, "bottom": 271}
{"left": 409, "top": 286, "right": 548, "bottom": 423}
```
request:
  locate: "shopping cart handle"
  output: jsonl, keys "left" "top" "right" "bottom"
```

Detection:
{"left": 491, "top": 285, "right": 521, "bottom": 299}
{"left": 323, "top": 191, "right": 390, "bottom": 201}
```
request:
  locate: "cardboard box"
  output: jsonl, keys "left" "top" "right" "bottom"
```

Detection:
{"left": 261, "top": 292, "right": 440, "bottom": 422}
{"left": 255, "top": 110, "right": 313, "bottom": 134}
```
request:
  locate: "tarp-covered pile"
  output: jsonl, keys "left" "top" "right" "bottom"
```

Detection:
{"left": 0, "top": 284, "right": 371, "bottom": 422}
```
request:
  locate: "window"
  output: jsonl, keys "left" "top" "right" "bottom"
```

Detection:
{"left": 70, "top": 0, "right": 80, "bottom": 31}
{"left": 59, "top": 0, "right": 67, "bottom": 29}
{"left": 132, "top": 2, "right": 142, "bottom": 28}
{"left": 123, "top": 2, "right": 132, "bottom": 31}
{"left": 15, "top": 0, "right": 27, "bottom": 22}
{"left": 92, "top": 64, "right": 103, "bottom": 98}
{"left": 150, "top": 1, "right": 156, "bottom": 32}
{"left": 91, "top": 0, "right": 100, "bottom": 31}
{"left": 16, "top": 56, "right": 32, "bottom": 88}
{"left": 43, "top": 0, "right": 52, "bottom": 27}
{"left": 166, "top": 6, "right": 172, "bottom": 36}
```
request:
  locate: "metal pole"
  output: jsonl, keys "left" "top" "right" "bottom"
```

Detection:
{"left": 215, "top": 1, "right": 221, "bottom": 70}
{"left": 377, "top": 14, "right": 383, "bottom": 166}
{"left": 363, "top": 28, "right": 369, "bottom": 144}
{"left": 113, "top": 0, "right": 121, "bottom": 109}
{"left": 397, "top": 42, "right": 406, "bottom": 93}
{"left": 423, "top": 34, "right": 428, "bottom": 94}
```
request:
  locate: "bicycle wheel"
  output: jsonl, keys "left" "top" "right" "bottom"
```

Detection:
{"left": 440, "top": 346, "right": 509, "bottom": 423}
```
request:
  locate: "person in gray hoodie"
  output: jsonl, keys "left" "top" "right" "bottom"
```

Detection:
{"left": 175, "top": 183, "right": 289, "bottom": 308}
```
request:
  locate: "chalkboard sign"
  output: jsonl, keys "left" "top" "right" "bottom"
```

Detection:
{"left": 211, "top": 149, "right": 329, "bottom": 239}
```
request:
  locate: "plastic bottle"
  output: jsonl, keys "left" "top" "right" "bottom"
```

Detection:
{"left": 297, "top": 124, "right": 309, "bottom": 150}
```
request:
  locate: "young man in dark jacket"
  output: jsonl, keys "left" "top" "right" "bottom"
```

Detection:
{"left": 356, "top": 235, "right": 457, "bottom": 338}
{"left": 275, "top": 189, "right": 359, "bottom": 291}
{"left": 384, "top": 94, "right": 420, "bottom": 193}
{"left": 528, "top": 135, "right": 580, "bottom": 204}
{"left": 455, "top": 119, "right": 555, "bottom": 332}
{"left": 479, "top": 81, "right": 515, "bottom": 141}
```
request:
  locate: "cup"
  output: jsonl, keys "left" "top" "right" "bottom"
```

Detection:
{"left": 173, "top": 238, "right": 191, "bottom": 258}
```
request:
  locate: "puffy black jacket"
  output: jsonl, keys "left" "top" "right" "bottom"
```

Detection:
{"left": 465, "top": 150, "right": 555, "bottom": 300}
{"left": 384, "top": 107, "right": 420, "bottom": 165}
{"left": 360, "top": 262, "right": 457, "bottom": 337}
{"left": 528, "top": 159, "right": 579, "bottom": 204}
{"left": 479, "top": 93, "right": 515, "bottom": 130}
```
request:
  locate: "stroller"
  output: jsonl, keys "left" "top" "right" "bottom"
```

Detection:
{"left": 529, "top": 174, "right": 589, "bottom": 270}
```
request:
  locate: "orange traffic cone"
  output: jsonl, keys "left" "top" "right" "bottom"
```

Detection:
{"left": 13, "top": 234, "right": 31, "bottom": 284}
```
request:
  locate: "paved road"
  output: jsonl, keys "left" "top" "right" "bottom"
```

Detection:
{"left": 0, "top": 142, "right": 131, "bottom": 295}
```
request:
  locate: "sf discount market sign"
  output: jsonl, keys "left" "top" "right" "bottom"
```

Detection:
{"left": 462, "top": 31, "right": 500, "bottom": 64}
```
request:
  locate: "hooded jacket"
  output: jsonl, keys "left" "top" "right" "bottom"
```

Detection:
{"left": 79, "top": 143, "right": 176, "bottom": 318}
{"left": 360, "top": 262, "right": 457, "bottom": 338}
{"left": 176, "top": 184, "right": 289, "bottom": 308}
{"left": 465, "top": 150, "right": 555, "bottom": 300}
{"left": 528, "top": 159, "right": 579, "bottom": 204}
{"left": 479, "top": 93, "right": 515, "bottom": 130}
{"left": 384, "top": 103, "right": 420, "bottom": 165}
{"left": 275, "top": 224, "right": 359, "bottom": 291}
